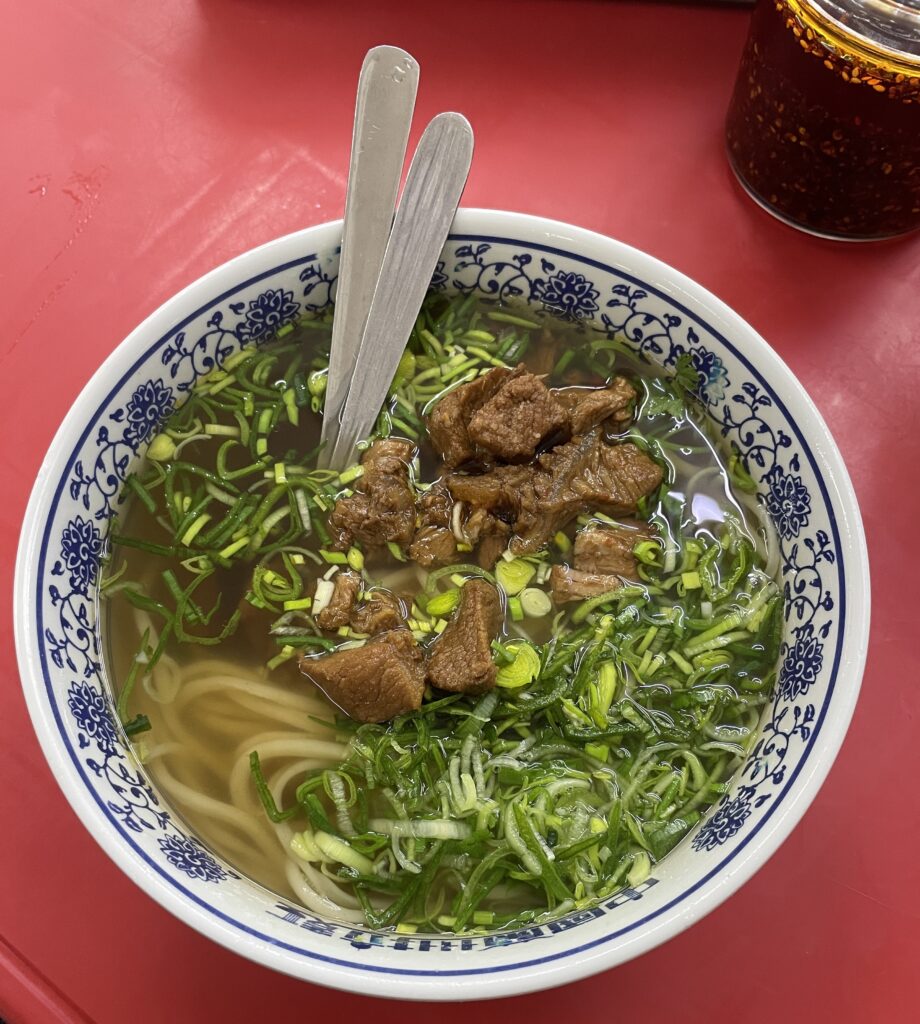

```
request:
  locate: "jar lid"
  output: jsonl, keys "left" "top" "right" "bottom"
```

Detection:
{"left": 809, "top": 0, "right": 920, "bottom": 62}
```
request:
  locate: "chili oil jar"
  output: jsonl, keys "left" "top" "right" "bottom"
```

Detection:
{"left": 726, "top": 0, "right": 920, "bottom": 240}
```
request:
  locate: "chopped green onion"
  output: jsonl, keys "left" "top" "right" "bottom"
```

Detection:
{"left": 218, "top": 536, "right": 250, "bottom": 560}
{"left": 553, "top": 531, "right": 572, "bottom": 553}
{"left": 486, "top": 310, "right": 541, "bottom": 329}
{"left": 519, "top": 587, "right": 552, "bottom": 618}
{"left": 426, "top": 589, "right": 461, "bottom": 618}
{"left": 313, "top": 579, "right": 335, "bottom": 616}
{"left": 313, "top": 832, "right": 374, "bottom": 874}
{"left": 180, "top": 514, "right": 212, "bottom": 546}
{"left": 147, "top": 434, "right": 176, "bottom": 462}
{"left": 267, "top": 645, "right": 297, "bottom": 670}
{"left": 495, "top": 558, "right": 536, "bottom": 595}
{"left": 386, "top": 541, "right": 406, "bottom": 562}
{"left": 495, "top": 642, "right": 540, "bottom": 689}
{"left": 249, "top": 751, "right": 297, "bottom": 822}
{"left": 463, "top": 329, "right": 496, "bottom": 344}
{"left": 339, "top": 464, "right": 365, "bottom": 486}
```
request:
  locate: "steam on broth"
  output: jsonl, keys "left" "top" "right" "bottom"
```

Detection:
{"left": 104, "top": 292, "right": 781, "bottom": 931}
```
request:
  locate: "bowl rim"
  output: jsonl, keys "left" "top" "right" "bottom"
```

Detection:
{"left": 14, "top": 208, "right": 870, "bottom": 999}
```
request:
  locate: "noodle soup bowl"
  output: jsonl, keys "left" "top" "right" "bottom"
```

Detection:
{"left": 15, "top": 210, "right": 869, "bottom": 999}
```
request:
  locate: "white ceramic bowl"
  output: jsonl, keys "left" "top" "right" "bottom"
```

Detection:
{"left": 14, "top": 210, "right": 869, "bottom": 999}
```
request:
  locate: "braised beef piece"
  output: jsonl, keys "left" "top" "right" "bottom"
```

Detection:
{"left": 314, "top": 569, "right": 406, "bottom": 635}
{"left": 427, "top": 579, "right": 503, "bottom": 694}
{"left": 299, "top": 628, "right": 424, "bottom": 723}
{"left": 538, "top": 433, "right": 661, "bottom": 513}
{"left": 467, "top": 372, "right": 569, "bottom": 463}
{"left": 515, "top": 436, "right": 662, "bottom": 552}
{"left": 446, "top": 468, "right": 527, "bottom": 566}
{"left": 464, "top": 508, "right": 511, "bottom": 569}
{"left": 408, "top": 483, "right": 457, "bottom": 568}
{"left": 409, "top": 526, "right": 458, "bottom": 568}
{"left": 445, "top": 464, "right": 531, "bottom": 516}
{"left": 549, "top": 565, "right": 624, "bottom": 604}
{"left": 350, "top": 589, "right": 406, "bottom": 635}
{"left": 417, "top": 482, "right": 453, "bottom": 528}
{"left": 448, "top": 432, "right": 662, "bottom": 555}
{"left": 428, "top": 365, "right": 570, "bottom": 467}
{"left": 428, "top": 366, "right": 522, "bottom": 468}
{"left": 574, "top": 522, "right": 654, "bottom": 580}
{"left": 315, "top": 571, "right": 362, "bottom": 630}
{"left": 551, "top": 377, "right": 636, "bottom": 435}
{"left": 329, "top": 438, "right": 417, "bottom": 552}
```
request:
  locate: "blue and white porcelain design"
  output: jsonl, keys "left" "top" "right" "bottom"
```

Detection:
{"left": 15, "top": 211, "right": 868, "bottom": 1000}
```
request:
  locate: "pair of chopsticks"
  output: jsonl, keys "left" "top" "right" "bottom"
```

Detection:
{"left": 319, "top": 46, "right": 474, "bottom": 471}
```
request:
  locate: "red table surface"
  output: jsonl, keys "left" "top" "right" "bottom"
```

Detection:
{"left": 2, "top": 1, "right": 918, "bottom": 1021}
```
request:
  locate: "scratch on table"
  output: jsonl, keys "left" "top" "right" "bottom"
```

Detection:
{"left": 836, "top": 880, "right": 907, "bottom": 917}
{"left": 157, "top": 149, "right": 342, "bottom": 283}
{"left": 134, "top": 173, "right": 222, "bottom": 257}
{"left": 299, "top": 146, "right": 347, "bottom": 190}
{"left": 3, "top": 273, "right": 78, "bottom": 360}
{"left": 42, "top": 166, "right": 108, "bottom": 274}
{"left": 3, "top": 168, "right": 107, "bottom": 359}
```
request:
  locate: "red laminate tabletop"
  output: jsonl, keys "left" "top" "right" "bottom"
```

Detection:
{"left": 1, "top": 1, "right": 917, "bottom": 1021}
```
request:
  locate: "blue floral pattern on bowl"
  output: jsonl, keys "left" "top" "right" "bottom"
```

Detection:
{"left": 30, "top": 229, "right": 847, "bottom": 972}
{"left": 534, "top": 270, "right": 601, "bottom": 321}
{"left": 236, "top": 287, "right": 300, "bottom": 342}
{"left": 58, "top": 517, "right": 102, "bottom": 594}
{"left": 765, "top": 462, "right": 812, "bottom": 540}
{"left": 158, "top": 834, "right": 235, "bottom": 883}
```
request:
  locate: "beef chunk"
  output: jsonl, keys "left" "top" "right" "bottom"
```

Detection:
{"left": 444, "top": 472, "right": 519, "bottom": 567}
{"left": 316, "top": 573, "right": 406, "bottom": 635}
{"left": 467, "top": 372, "right": 569, "bottom": 463}
{"left": 417, "top": 482, "right": 453, "bottom": 528}
{"left": 446, "top": 434, "right": 662, "bottom": 557}
{"left": 551, "top": 377, "right": 636, "bottom": 435}
{"left": 477, "top": 531, "right": 509, "bottom": 570}
{"left": 428, "top": 366, "right": 522, "bottom": 467}
{"left": 409, "top": 526, "right": 458, "bottom": 568}
{"left": 329, "top": 438, "right": 417, "bottom": 551}
{"left": 539, "top": 434, "right": 660, "bottom": 513}
{"left": 549, "top": 565, "right": 624, "bottom": 604}
{"left": 362, "top": 437, "right": 416, "bottom": 475}
{"left": 463, "top": 507, "right": 511, "bottom": 569}
{"left": 427, "top": 579, "right": 503, "bottom": 694}
{"left": 428, "top": 365, "right": 570, "bottom": 467}
{"left": 514, "top": 435, "right": 663, "bottom": 553}
{"left": 299, "top": 628, "right": 424, "bottom": 723}
{"left": 445, "top": 464, "right": 531, "bottom": 517}
{"left": 315, "top": 570, "right": 361, "bottom": 630}
{"left": 408, "top": 483, "right": 458, "bottom": 567}
{"left": 574, "top": 522, "right": 654, "bottom": 580}
{"left": 350, "top": 589, "right": 406, "bottom": 635}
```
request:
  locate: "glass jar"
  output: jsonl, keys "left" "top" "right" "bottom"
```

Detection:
{"left": 725, "top": 0, "right": 920, "bottom": 240}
